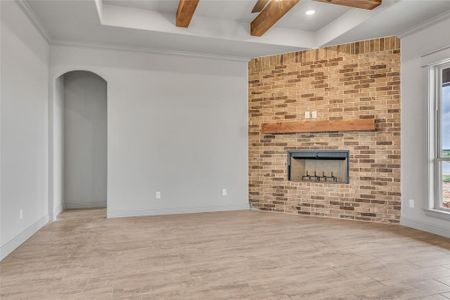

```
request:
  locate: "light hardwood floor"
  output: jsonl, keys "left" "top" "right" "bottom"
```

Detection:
{"left": 1, "top": 209, "right": 450, "bottom": 299}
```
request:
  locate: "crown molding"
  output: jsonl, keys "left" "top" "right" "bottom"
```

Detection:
{"left": 398, "top": 9, "right": 450, "bottom": 39}
{"left": 15, "top": 0, "right": 250, "bottom": 63}
{"left": 15, "top": 0, "right": 51, "bottom": 42}
{"left": 14, "top": 0, "right": 250, "bottom": 62}
{"left": 50, "top": 40, "right": 251, "bottom": 63}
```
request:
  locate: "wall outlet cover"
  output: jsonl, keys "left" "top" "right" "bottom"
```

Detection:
{"left": 222, "top": 189, "right": 228, "bottom": 196}
{"left": 408, "top": 199, "right": 414, "bottom": 208}
{"left": 155, "top": 192, "right": 161, "bottom": 199}
{"left": 19, "top": 209, "right": 23, "bottom": 220}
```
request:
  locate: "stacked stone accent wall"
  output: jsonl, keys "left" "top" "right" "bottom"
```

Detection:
{"left": 248, "top": 37, "right": 401, "bottom": 224}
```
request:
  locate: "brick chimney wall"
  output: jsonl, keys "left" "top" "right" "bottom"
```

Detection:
{"left": 248, "top": 37, "right": 401, "bottom": 224}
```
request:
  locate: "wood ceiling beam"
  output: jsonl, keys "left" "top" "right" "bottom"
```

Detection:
{"left": 251, "top": 0, "right": 300, "bottom": 37}
{"left": 251, "top": 0, "right": 270, "bottom": 13}
{"left": 315, "top": 0, "right": 382, "bottom": 10}
{"left": 176, "top": 0, "right": 200, "bottom": 28}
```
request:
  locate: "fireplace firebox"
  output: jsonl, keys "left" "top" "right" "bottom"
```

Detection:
{"left": 287, "top": 150, "right": 349, "bottom": 184}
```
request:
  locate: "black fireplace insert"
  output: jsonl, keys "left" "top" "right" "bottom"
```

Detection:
{"left": 287, "top": 150, "right": 350, "bottom": 184}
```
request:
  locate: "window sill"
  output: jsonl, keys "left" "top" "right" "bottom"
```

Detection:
{"left": 424, "top": 208, "right": 450, "bottom": 221}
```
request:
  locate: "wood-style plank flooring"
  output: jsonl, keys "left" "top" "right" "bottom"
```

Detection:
{"left": 1, "top": 209, "right": 450, "bottom": 299}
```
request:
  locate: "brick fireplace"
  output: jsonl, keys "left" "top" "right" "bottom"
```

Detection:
{"left": 248, "top": 37, "right": 401, "bottom": 224}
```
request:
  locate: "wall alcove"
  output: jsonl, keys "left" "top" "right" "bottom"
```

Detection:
{"left": 50, "top": 70, "right": 108, "bottom": 217}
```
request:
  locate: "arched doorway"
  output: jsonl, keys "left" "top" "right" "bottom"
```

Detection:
{"left": 50, "top": 70, "right": 107, "bottom": 217}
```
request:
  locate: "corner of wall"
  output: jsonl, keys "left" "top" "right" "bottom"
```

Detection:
{"left": 1, "top": 0, "right": 51, "bottom": 262}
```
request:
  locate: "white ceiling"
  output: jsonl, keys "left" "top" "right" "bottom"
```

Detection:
{"left": 25, "top": 0, "right": 450, "bottom": 60}
{"left": 104, "top": 0, "right": 350, "bottom": 31}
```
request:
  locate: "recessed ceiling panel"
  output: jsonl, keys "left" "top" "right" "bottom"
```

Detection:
{"left": 24, "top": 0, "right": 450, "bottom": 59}
{"left": 103, "top": 0, "right": 179, "bottom": 14}
{"left": 104, "top": 0, "right": 350, "bottom": 31}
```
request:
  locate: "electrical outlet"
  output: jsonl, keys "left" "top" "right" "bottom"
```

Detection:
{"left": 222, "top": 189, "right": 228, "bottom": 196}
{"left": 19, "top": 209, "right": 23, "bottom": 220}
{"left": 155, "top": 191, "right": 161, "bottom": 199}
{"left": 408, "top": 199, "right": 415, "bottom": 208}
{"left": 304, "top": 111, "right": 311, "bottom": 119}
{"left": 311, "top": 111, "right": 317, "bottom": 119}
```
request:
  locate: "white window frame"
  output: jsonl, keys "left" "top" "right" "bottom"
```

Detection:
{"left": 428, "top": 61, "right": 450, "bottom": 217}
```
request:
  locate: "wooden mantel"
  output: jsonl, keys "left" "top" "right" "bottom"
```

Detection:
{"left": 261, "top": 119, "right": 376, "bottom": 134}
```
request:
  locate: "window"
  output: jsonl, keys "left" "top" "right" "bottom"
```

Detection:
{"left": 431, "top": 62, "right": 450, "bottom": 212}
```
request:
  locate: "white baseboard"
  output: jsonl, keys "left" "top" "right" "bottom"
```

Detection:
{"left": 64, "top": 202, "right": 106, "bottom": 209}
{"left": 0, "top": 215, "right": 49, "bottom": 261}
{"left": 401, "top": 217, "right": 450, "bottom": 239}
{"left": 107, "top": 204, "right": 250, "bottom": 218}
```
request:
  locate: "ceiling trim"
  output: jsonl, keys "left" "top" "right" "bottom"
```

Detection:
{"left": 315, "top": 9, "right": 373, "bottom": 47}
{"left": 315, "top": 0, "right": 382, "bottom": 10}
{"left": 21, "top": 0, "right": 447, "bottom": 61}
{"left": 100, "top": 3, "right": 316, "bottom": 49}
{"left": 314, "top": 0, "right": 399, "bottom": 48}
{"left": 17, "top": 0, "right": 249, "bottom": 62}
{"left": 16, "top": 0, "right": 51, "bottom": 42}
{"left": 398, "top": 9, "right": 450, "bottom": 39}
{"left": 50, "top": 40, "right": 251, "bottom": 62}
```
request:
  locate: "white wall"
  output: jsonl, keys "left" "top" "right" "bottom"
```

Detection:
{"left": 0, "top": 1, "right": 49, "bottom": 260}
{"left": 401, "top": 16, "right": 450, "bottom": 238}
{"left": 63, "top": 71, "right": 107, "bottom": 209}
{"left": 50, "top": 76, "right": 64, "bottom": 218}
{"left": 50, "top": 45, "right": 249, "bottom": 217}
